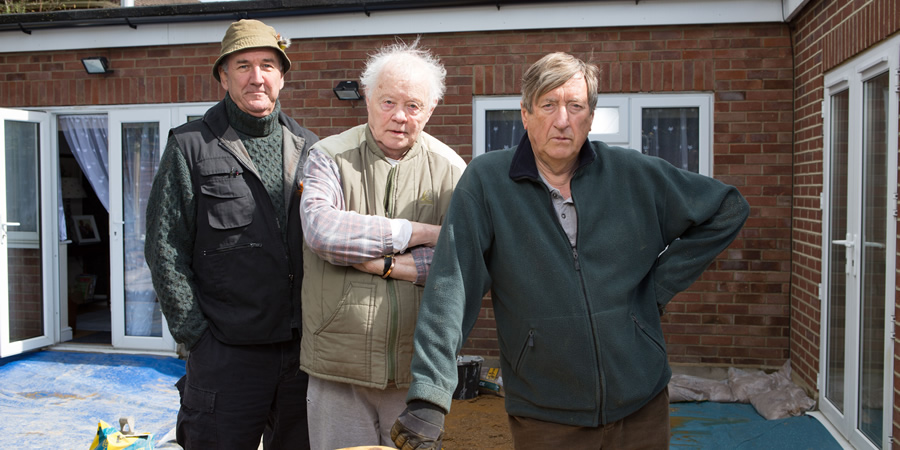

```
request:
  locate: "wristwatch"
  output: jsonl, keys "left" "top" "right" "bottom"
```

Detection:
{"left": 382, "top": 254, "right": 395, "bottom": 279}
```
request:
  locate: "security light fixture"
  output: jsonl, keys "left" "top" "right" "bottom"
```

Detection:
{"left": 81, "top": 57, "right": 113, "bottom": 75}
{"left": 333, "top": 80, "right": 362, "bottom": 101}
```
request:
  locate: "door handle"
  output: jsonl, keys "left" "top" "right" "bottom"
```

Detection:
{"left": 832, "top": 233, "right": 857, "bottom": 277}
{"left": 0, "top": 221, "right": 19, "bottom": 244}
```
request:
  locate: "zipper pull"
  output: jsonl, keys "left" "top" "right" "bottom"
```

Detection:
{"left": 528, "top": 330, "right": 534, "bottom": 347}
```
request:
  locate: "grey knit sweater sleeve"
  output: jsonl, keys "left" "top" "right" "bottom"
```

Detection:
{"left": 144, "top": 136, "right": 207, "bottom": 349}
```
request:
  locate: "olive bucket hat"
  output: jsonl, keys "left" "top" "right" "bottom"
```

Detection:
{"left": 213, "top": 19, "right": 291, "bottom": 82}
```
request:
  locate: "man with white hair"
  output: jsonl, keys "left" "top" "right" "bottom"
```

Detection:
{"left": 299, "top": 39, "right": 465, "bottom": 449}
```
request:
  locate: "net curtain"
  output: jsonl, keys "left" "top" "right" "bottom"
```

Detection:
{"left": 58, "top": 115, "right": 110, "bottom": 242}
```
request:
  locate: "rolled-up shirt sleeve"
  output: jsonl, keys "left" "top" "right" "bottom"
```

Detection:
{"left": 301, "top": 148, "right": 407, "bottom": 265}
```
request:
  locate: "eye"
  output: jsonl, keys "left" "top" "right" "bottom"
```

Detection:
{"left": 406, "top": 103, "right": 422, "bottom": 115}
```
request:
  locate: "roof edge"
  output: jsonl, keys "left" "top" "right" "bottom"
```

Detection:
{"left": 0, "top": 0, "right": 576, "bottom": 32}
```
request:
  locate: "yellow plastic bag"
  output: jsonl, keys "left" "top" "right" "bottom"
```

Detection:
{"left": 89, "top": 419, "right": 153, "bottom": 450}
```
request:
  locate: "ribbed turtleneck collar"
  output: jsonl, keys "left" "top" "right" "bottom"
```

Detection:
{"left": 224, "top": 93, "right": 281, "bottom": 137}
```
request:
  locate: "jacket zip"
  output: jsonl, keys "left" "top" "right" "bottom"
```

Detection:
{"left": 514, "top": 329, "right": 535, "bottom": 373}
{"left": 572, "top": 247, "right": 604, "bottom": 424}
{"left": 385, "top": 164, "right": 401, "bottom": 382}
{"left": 567, "top": 181, "right": 605, "bottom": 425}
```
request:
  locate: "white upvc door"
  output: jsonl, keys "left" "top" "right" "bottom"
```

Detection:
{"left": 0, "top": 108, "right": 55, "bottom": 358}
{"left": 107, "top": 109, "right": 175, "bottom": 351}
{"left": 820, "top": 36, "right": 898, "bottom": 450}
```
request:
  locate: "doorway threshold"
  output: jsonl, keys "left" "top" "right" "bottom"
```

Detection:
{"left": 49, "top": 342, "right": 178, "bottom": 358}
{"left": 805, "top": 411, "right": 854, "bottom": 450}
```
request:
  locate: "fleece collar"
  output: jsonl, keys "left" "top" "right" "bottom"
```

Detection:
{"left": 508, "top": 132, "right": 596, "bottom": 182}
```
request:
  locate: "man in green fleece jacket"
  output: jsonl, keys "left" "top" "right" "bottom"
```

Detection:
{"left": 392, "top": 52, "right": 750, "bottom": 449}
{"left": 144, "top": 19, "right": 317, "bottom": 449}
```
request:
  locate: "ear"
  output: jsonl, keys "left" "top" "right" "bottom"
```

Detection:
{"left": 520, "top": 101, "right": 529, "bottom": 130}
{"left": 218, "top": 66, "right": 229, "bottom": 91}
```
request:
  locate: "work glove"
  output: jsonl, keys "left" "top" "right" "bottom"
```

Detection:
{"left": 391, "top": 400, "right": 445, "bottom": 450}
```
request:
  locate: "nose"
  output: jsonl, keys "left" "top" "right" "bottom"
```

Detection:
{"left": 552, "top": 107, "right": 570, "bottom": 129}
{"left": 391, "top": 108, "right": 408, "bottom": 123}
{"left": 249, "top": 66, "right": 265, "bottom": 84}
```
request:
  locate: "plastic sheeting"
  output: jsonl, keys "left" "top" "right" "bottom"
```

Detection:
{"left": 0, "top": 351, "right": 182, "bottom": 449}
{"left": 669, "top": 360, "right": 817, "bottom": 420}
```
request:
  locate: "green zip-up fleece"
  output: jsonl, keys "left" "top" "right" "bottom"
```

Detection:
{"left": 300, "top": 124, "right": 464, "bottom": 389}
{"left": 407, "top": 135, "right": 749, "bottom": 426}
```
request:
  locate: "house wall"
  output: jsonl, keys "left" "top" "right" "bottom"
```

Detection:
{"left": 789, "top": 0, "right": 900, "bottom": 442}
{"left": 0, "top": 23, "right": 793, "bottom": 368}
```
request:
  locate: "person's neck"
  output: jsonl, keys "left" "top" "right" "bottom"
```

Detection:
{"left": 380, "top": 145, "right": 412, "bottom": 161}
{"left": 224, "top": 93, "right": 280, "bottom": 137}
{"left": 535, "top": 158, "right": 576, "bottom": 198}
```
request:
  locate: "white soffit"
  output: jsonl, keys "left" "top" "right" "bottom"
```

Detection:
{"left": 0, "top": 0, "right": 784, "bottom": 53}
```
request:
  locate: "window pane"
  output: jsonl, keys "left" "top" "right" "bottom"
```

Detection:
{"left": 590, "top": 107, "right": 620, "bottom": 134}
{"left": 485, "top": 110, "right": 524, "bottom": 152}
{"left": 641, "top": 107, "right": 699, "bottom": 173}
{"left": 825, "top": 89, "right": 849, "bottom": 413}
{"left": 858, "top": 71, "right": 889, "bottom": 447}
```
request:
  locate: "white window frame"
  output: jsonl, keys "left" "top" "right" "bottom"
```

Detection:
{"left": 631, "top": 94, "right": 713, "bottom": 176}
{"left": 590, "top": 96, "right": 629, "bottom": 145}
{"left": 472, "top": 96, "right": 522, "bottom": 157}
{"left": 472, "top": 93, "right": 713, "bottom": 175}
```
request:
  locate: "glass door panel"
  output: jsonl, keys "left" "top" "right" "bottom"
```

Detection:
{"left": 857, "top": 71, "right": 889, "bottom": 447}
{"left": 0, "top": 108, "right": 53, "bottom": 358}
{"left": 122, "top": 122, "right": 162, "bottom": 338}
{"left": 108, "top": 110, "right": 174, "bottom": 351}
{"left": 825, "top": 89, "right": 849, "bottom": 414}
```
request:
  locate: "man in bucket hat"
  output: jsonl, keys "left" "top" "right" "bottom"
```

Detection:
{"left": 145, "top": 19, "right": 317, "bottom": 449}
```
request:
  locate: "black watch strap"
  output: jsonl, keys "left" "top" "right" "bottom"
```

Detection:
{"left": 382, "top": 254, "right": 394, "bottom": 277}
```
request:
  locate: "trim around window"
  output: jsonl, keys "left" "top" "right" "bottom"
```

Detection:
{"left": 472, "top": 93, "right": 713, "bottom": 175}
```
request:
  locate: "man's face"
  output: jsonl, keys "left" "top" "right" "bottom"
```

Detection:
{"left": 219, "top": 48, "right": 284, "bottom": 118}
{"left": 521, "top": 73, "right": 594, "bottom": 169}
{"left": 366, "top": 67, "right": 435, "bottom": 158}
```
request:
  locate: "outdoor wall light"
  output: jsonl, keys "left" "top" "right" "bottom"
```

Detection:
{"left": 333, "top": 80, "right": 363, "bottom": 100}
{"left": 81, "top": 57, "right": 113, "bottom": 75}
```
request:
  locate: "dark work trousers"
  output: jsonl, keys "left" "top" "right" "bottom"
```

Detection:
{"left": 507, "top": 387, "right": 670, "bottom": 449}
{"left": 175, "top": 329, "right": 310, "bottom": 450}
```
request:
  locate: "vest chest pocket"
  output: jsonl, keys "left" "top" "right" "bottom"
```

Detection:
{"left": 199, "top": 161, "right": 255, "bottom": 229}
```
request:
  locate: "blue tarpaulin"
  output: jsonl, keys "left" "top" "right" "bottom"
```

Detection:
{"left": 0, "top": 350, "right": 183, "bottom": 448}
{"left": 0, "top": 350, "right": 848, "bottom": 449}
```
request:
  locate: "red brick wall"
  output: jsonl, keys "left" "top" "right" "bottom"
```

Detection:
{"left": 0, "top": 23, "right": 793, "bottom": 368}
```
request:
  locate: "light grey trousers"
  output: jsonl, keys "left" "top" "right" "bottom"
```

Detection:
{"left": 306, "top": 375, "right": 408, "bottom": 450}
